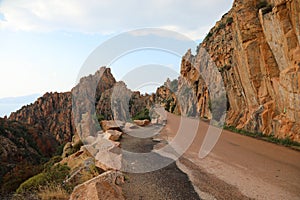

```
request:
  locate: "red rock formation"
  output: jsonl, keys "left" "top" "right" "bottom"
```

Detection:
{"left": 179, "top": 0, "right": 300, "bottom": 141}
{"left": 9, "top": 92, "right": 74, "bottom": 144}
{"left": 9, "top": 67, "right": 155, "bottom": 145}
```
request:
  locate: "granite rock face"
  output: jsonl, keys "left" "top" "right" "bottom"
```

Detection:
{"left": 8, "top": 0, "right": 299, "bottom": 144}
{"left": 70, "top": 171, "right": 125, "bottom": 200}
{"left": 9, "top": 92, "right": 74, "bottom": 144}
{"left": 174, "top": 0, "right": 300, "bottom": 141}
{"left": 9, "top": 67, "right": 155, "bottom": 145}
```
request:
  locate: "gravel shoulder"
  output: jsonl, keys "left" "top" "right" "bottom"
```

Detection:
{"left": 120, "top": 131, "right": 200, "bottom": 200}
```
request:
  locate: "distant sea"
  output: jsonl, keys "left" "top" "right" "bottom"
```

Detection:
{"left": 0, "top": 94, "right": 40, "bottom": 117}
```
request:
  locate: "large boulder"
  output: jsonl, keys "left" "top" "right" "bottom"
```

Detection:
{"left": 95, "top": 145, "right": 122, "bottom": 171}
{"left": 84, "top": 135, "right": 96, "bottom": 145}
{"left": 100, "top": 120, "right": 122, "bottom": 132}
{"left": 103, "top": 130, "right": 123, "bottom": 141}
{"left": 124, "top": 122, "right": 138, "bottom": 130}
{"left": 94, "top": 137, "right": 117, "bottom": 152}
{"left": 82, "top": 133, "right": 121, "bottom": 169}
{"left": 70, "top": 171, "right": 125, "bottom": 200}
{"left": 133, "top": 119, "right": 150, "bottom": 126}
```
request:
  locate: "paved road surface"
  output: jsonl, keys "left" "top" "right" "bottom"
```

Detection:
{"left": 120, "top": 127, "right": 200, "bottom": 200}
{"left": 161, "top": 113, "right": 300, "bottom": 199}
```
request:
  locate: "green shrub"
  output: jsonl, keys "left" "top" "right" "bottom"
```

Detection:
{"left": 54, "top": 143, "right": 66, "bottom": 156}
{"left": 43, "top": 156, "right": 62, "bottom": 172}
{"left": 205, "top": 32, "right": 213, "bottom": 40}
{"left": 218, "top": 22, "right": 226, "bottom": 29}
{"left": 96, "top": 114, "right": 105, "bottom": 122}
{"left": 1, "top": 162, "right": 44, "bottom": 197}
{"left": 224, "top": 125, "right": 300, "bottom": 147}
{"left": 16, "top": 164, "right": 70, "bottom": 194}
{"left": 70, "top": 140, "right": 84, "bottom": 155}
{"left": 165, "top": 98, "right": 175, "bottom": 112}
{"left": 218, "top": 65, "right": 231, "bottom": 73}
{"left": 47, "top": 164, "right": 70, "bottom": 182}
{"left": 214, "top": 22, "right": 226, "bottom": 33}
{"left": 226, "top": 17, "right": 233, "bottom": 24}
{"left": 132, "top": 108, "right": 150, "bottom": 121}
{"left": 16, "top": 173, "right": 49, "bottom": 194}
{"left": 170, "top": 104, "right": 176, "bottom": 113}
{"left": 256, "top": 1, "right": 268, "bottom": 9}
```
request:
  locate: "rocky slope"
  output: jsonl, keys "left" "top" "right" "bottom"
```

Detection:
{"left": 165, "top": 0, "right": 300, "bottom": 142}
{"left": 0, "top": 117, "right": 58, "bottom": 197}
{"left": 9, "top": 92, "right": 74, "bottom": 144}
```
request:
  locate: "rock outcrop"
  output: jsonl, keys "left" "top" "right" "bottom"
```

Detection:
{"left": 100, "top": 120, "right": 123, "bottom": 132}
{"left": 168, "top": 0, "right": 300, "bottom": 141}
{"left": 71, "top": 67, "right": 117, "bottom": 139}
{"left": 9, "top": 67, "right": 154, "bottom": 145}
{"left": 103, "top": 130, "right": 123, "bottom": 141}
{"left": 9, "top": 92, "right": 74, "bottom": 144}
{"left": 8, "top": 1, "right": 298, "bottom": 147}
{"left": 155, "top": 84, "right": 180, "bottom": 115}
{"left": 70, "top": 171, "right": 125, "bottom": 200}
{"left": 133, "top": 119, "right": 151, "bottom": 126}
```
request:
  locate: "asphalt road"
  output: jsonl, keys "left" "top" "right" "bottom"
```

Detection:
{"left": 120, "top": 126, "right": 200, "bottom": 200}
{"left": 161, "top": 113, "right": 300, "bottom": 199}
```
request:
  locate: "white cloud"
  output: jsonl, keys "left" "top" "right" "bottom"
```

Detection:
{"left": 0, "top": 0, "right": 234, "bottom": 40}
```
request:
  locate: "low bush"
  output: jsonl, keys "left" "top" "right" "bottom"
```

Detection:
{"left": 256, "top": 1, "right": 268, "bottom": 9}
{"left": 16, "top": 164, "right": 70, "bottom": 194}
{"left": 205, "top": 32, "right": 213, "bottom": 40}
{"left": 96, "top": 114, "right": 105, "bottom": 122}
{"left": 132, "top": 108, "right": 151, "bottom": 121}
{"left": 38, "top": 185, "right": 69, "bottom": 200}
{"left": 226, "top": 17, "right": 233, "bottom": 24}
{"left": 16, "top": 173, "right": 49, "bottom": 194}
{"left": 70, "top": 140, "right": 84, "bottom": 155}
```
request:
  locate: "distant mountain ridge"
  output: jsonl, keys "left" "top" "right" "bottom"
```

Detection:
{"left": 0, "top": 94, "right": 40, "bottom": 104}
{"left": 0, "top": 94, "right": 40, "bottom": 117}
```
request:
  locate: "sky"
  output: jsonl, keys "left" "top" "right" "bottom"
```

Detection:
{"left": 0, "top": 0, "right": 234, "bottom": 116}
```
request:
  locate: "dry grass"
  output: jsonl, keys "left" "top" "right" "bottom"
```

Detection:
{"left": 37, "top": 185, "right": 69, "bottom": 200}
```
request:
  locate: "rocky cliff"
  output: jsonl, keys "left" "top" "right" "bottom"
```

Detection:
{"left": 177, "top": 0, "right": 300, "bottom": 141}
{"left": 9, "top": 92, "right": 74, "bottom": 144}
{"left": 9, "top": 67, "right": 155, "bottom": 144}
{"left": 8, "top": 0, "right": 299, "bottom": 144}
{"left": 72, "top": 67, "right": 155, "bottom": 139}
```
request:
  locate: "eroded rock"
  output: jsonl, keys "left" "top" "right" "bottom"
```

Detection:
{"left": 103, "top": 130, "right": 123, "bottom": 141}
{"left": 100, "top": 120, "right": 122, "bottom": 132}
{"left": 70, "top": 171, "right": 125, "bottom": 200}
{"left": 133, "top": 119, "right": 150, "bottom": 126}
